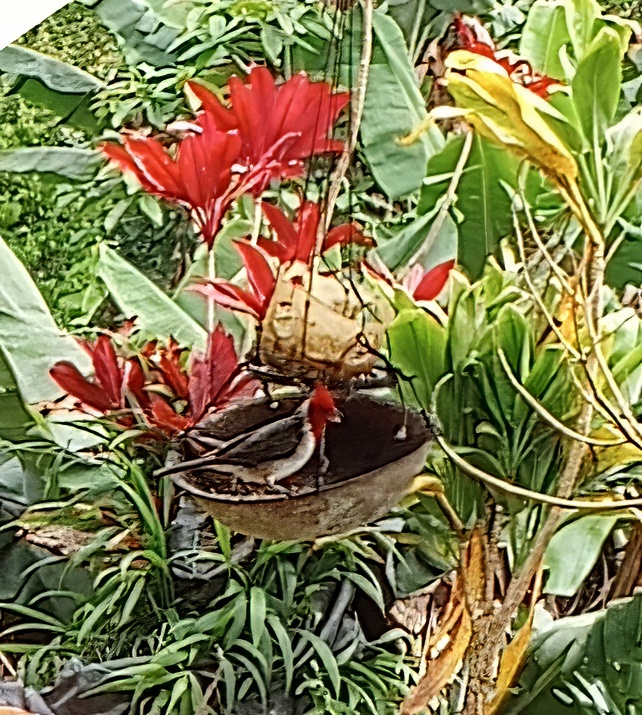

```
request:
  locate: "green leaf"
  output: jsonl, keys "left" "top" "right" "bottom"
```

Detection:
{"left": 97, "top": 245, "right": 206, "bottom": 348}
{"left": 544, "top": 514, "right": 618, "bottom": 597}
{"left": 0, "top": 45, "right": 103, "bottom": 94}
{"left": 377, "top": 209, "right": 458, "bottom": 273}
{"left": 563, "top": 0, "right": 600, "bottom": 60}
{"left": 571, "top": 27, "right": 623, "bottom": 145}
{"left": 388, "top": 308, "right": 447, "bottom": 410}
{"left": 267, "top": 615, "right": 294, "bottom": 693}
{"left": 520, "top": 0, "right": 571, "bottom": 80}
{"left": 0, "top": 237, "right": 92, "bottom": 406}
{"left": 361, "top": 10, "right": 443, "bottom": 198}
{"left": 0, "top": 148, "right": 100, "bottom": 181}
{"left": 419, "top": 135, "right": 518, "bottom": 279}
{"left": 294, "top": 630, "right": 341, "bottom": 697}
{"left": 89, "top": 0, "right": 180, "bottom": 67}
{"left": 249, "top": 587, "right": 267, "bottom": 647}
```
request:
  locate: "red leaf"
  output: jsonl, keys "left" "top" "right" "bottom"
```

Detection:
{"left": 149, "top": 396, "right": 190, "bottom": 433}
{"left": 187, "top": 81, "right": 236, "bottom": 131}
{"left": 234, "top": 241, "right": 277, "bottom": 314}
{"left": 158, "top": 346, "right": 190, "bottom": 400}
{"left": 258, "top": 202, "right": 299, "bottom": 263}
{"left": 190, "top": 282, "right": 265, "bottom": 321}
{"left": 188, "top": 326, "right": 244, "bottom": 421}
{"left": 325, "top": 223, "right": 374, "bottom": 252}
{"left": 92, "top": 336, "right": 123, "bottom": 407}
{"left": 124, "top": 359, "right": 150, "bottom": 408}
{"left": 412, "top": 260, "right": 456, "bottom": 301}
{"left": 295, "top": 202, "right": 321, "bottom": 264}
{"left": 50, "top": 362, "right": 114, "bottom": 413}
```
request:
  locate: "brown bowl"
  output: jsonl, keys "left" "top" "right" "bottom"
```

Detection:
{"left": 172, "top": 394, "right": 433, "bottom": 541}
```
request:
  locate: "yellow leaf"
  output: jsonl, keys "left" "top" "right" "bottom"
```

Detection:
{"left": 444, "top": 51, "right": 578, "bottom": 184}
{"left": 488, "top": 615, "right": 534, "bottom": 714}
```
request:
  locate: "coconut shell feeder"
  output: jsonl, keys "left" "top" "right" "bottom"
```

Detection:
{"left": 170, "top": 393, "right": 434, "bottom": 541}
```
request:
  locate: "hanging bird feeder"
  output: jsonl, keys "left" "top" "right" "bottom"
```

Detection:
{"left": 170, "top": 393, "right": 434, "bottom": 541}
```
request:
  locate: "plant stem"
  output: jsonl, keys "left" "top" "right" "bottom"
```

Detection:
{"left": 207, "top": 246, "right": 216, "bottom": 333}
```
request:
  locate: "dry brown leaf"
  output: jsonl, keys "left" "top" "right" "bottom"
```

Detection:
{"left": 400, "top": 530, "right": 486, "bottom": 713}
{"left": 401, "top": 609, "right": 472, "bottom": 714}
{"left": 463, "top": 527, "right": 486, "bottom": 607}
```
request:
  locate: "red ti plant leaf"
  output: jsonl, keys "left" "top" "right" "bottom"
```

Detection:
{"left": 147, "top": 327, "right": 261, "bottom": 431}
{"left": 50, "top": 335, "right": 127, "bottom": 413}
{"left": 258, "top": 201, "right": 373, "bottom": 267}
{"left": 149, "top": 396, "right": 191, "bottom": 433}
{"left": 192, "top": 242, "right": 278, "bottom": 322}
{"left": 50, "top": 331, "right": 260, "bottom": 437}
{"left": 91, "top": 336, "right": 123, "bottom": 406}
{"left": 405, "top": 260, "right": 456, "bottom": 302}
{"left": 49, "top": 361, "right": 117, "bottom": 413}
{"left": 188, "top": 68, "right": 349, "bottom": 194}
{"left": 157, "top": 340, "right": 190, "bottom": 400}
{"left": 102, "top": 124, "right": 242, "bottom": 248}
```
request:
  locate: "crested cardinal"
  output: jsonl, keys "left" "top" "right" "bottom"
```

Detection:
{"left": 162, "top": 384, "right": 340, "bottom": 489}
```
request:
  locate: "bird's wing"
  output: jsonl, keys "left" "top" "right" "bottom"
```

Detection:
{"left": 217, "top": 413, "right": 306, "bottom": 466}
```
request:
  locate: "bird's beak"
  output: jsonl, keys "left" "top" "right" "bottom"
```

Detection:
{"left": 329, "top": 409, "right": 342, "bottom": 423}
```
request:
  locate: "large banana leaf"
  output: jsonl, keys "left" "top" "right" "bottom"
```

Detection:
{"left": 361, "top": 9, "right": 443, "bottom": 199}
{"left": 97, "top": 244, "right": 207, "bottom": 348}
{"left": 0, "top": 45, "right": 102, "bottom": 129}
{"left": 0, "top": 237, "right": 92, "bottom": 409}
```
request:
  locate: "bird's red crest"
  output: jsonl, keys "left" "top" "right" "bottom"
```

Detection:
{"left": 308, "top": 383, "right": 338, "bottom": 440}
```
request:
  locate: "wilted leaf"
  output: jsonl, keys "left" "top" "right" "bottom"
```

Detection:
{"left": 488, "top": 613, "right": 534, "bottom": 713}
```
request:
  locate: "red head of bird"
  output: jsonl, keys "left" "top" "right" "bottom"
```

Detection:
{"left": 306, "top": 384, "right": 339, "bottom": 441}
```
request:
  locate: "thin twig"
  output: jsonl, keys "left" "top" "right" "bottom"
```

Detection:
{"left": 410, "top": 130, "right": 473, "bottom": 268}
{"left": 437, "top": 435, "right": 642, "bottom": 511}
{"left": 513, "top": 212, "right": 582, "bottom": 360}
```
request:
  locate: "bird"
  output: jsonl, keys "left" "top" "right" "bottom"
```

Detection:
{"left": 159, "top": 384, "right": 340, "bottom": 490}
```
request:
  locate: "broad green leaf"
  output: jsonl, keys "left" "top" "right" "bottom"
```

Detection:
{"left": 267, "top": 615, "right": 294, "bottom": 693}
{"left": 388, "top": 308, "right": 447, "bottom": 410}
{"left": 418, "top": 135, "right": 518, "bottom": 279}
{"left": 563, "top": 0, "right": 600, "bottom": 60}
{"left": 361, "top": 10, "right": 444, "bottom": 198}
{"left": 88, "top": 0, "right": 179, "bottom": 67}
{"left": 571, "top": 28, "right": 622, "bottom": 146}
{"left": 520, "top": 0, "right": 570, "bottom": 80}
{"left": 0, "top": 358, "right": 32, "bottom": 442}
{"left": 0, "top": 45, "right": 102, "bottom": 94}
{"left": 0, "top": 148, "right": 100, "bottom": 181}
{"left": 606, "top": 109, "right": 642, "bottom": 204}
{"left": 97, "top": 245, "right": 206, "bottom": 348}
{"left": 294, "top": 630, "right": 341, "bottom": 697}
{"left": 544, "top": 514, "right": 618, "bottom": 596}
{"left": 0, "top": 237, "right": 91, "bottom": 405}
{"left": 377, "top": 209, "right": 458, "bottom": 273}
